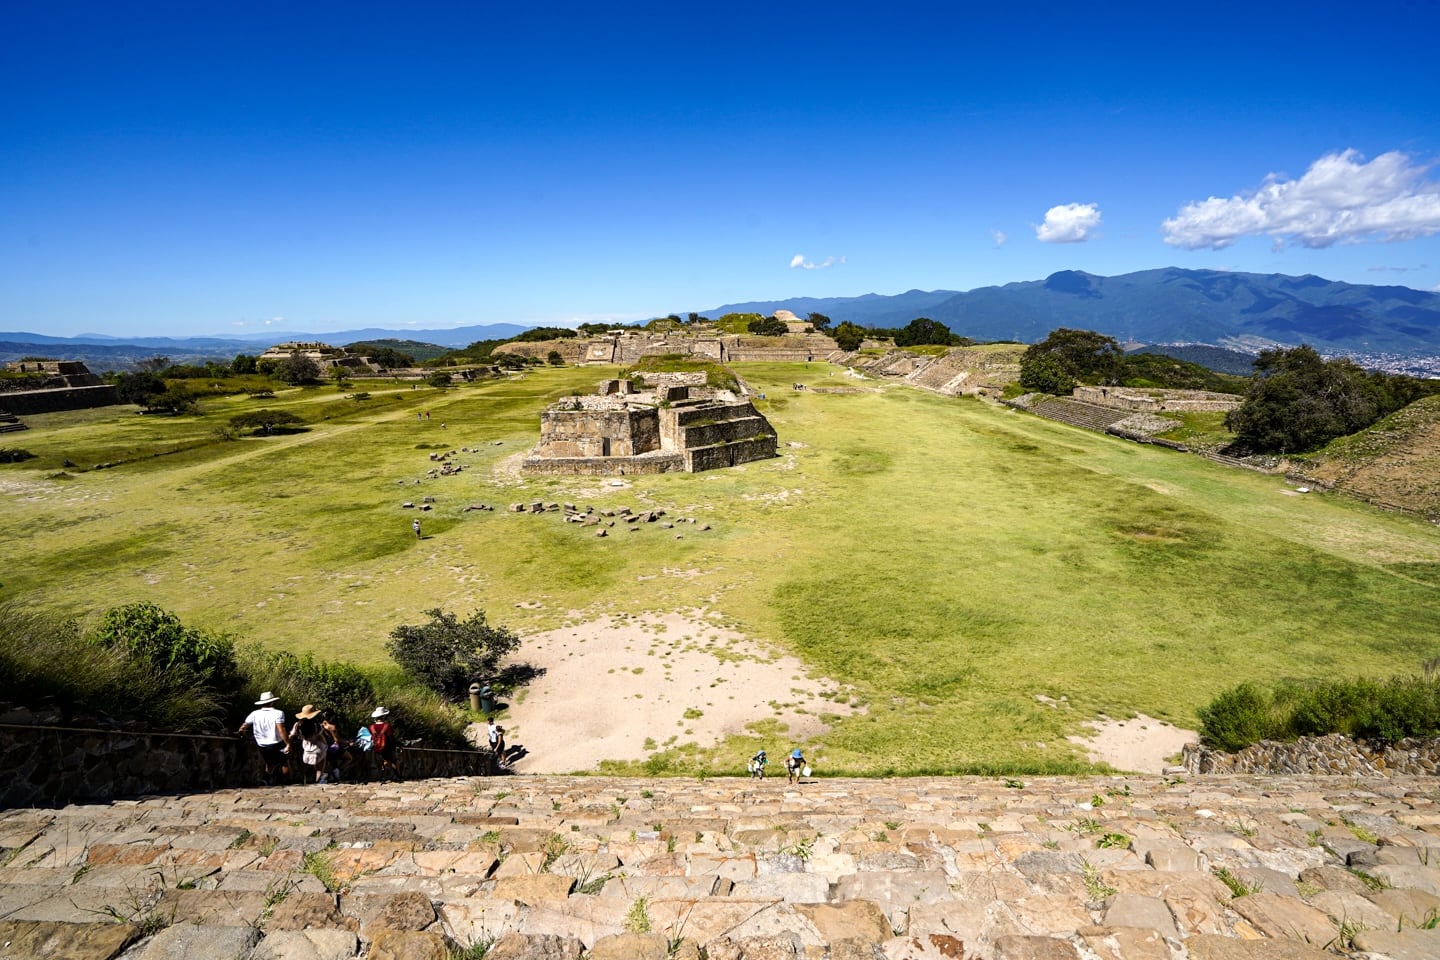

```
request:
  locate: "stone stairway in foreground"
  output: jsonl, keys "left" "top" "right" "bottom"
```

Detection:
{"left": 3, "top": 774, "right": 1440, "bottom": 959}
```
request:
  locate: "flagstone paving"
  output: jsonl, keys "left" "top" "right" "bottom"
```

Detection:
{"left": 2, "top": 773, "right": 1439, "bottom": 958}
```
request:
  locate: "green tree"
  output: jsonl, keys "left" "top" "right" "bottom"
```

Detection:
{"left": 147, "top": 383, "right": 197, "bottom": 414}
{"left": 114, "top": 371, "right": 166, "bottom": 406}
{"left": 231, "top": 354, "right": 258, "bottom": 375}
{"left": 426, "top": 370, "right": 453, "bottom": 388}
{"left": 894, "top": 317, "right": 954, "bottom": 347}
{"left": 516, "top": 327, "right": 579, "bottom": 342}
{"left": 386, "top": 608, "right": 521, "bottom": 700}
{"left": 229, "top": 409, "right": 306, "bottom": 435}
{"left": 546, "top": 350, "right": 565, "bottom": 366}
{"left": 1020, "top": 328, "right": 1123, "bottom": 390}
{"left": 1017, "top": 353, "right": 1075, "bottom": 395}
{"left": 747, "top": 315, "right": 788, "bottom": 336}
{"left": 1224, "top": 345, "right": 1384, "bottom": 453}
{"left": 90, "top": 601, "right": 236, "bottom": 687}
{"left": 806, "top": 312, "right": 832, "bottom": 331}
{"left": 832, "top": 321, "right": 866, "bottom": 352}
{"left": 274, "top": 355, "right": 321, "bottom": 385}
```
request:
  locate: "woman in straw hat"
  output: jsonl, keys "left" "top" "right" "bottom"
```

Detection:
{"left": 238, "top": 692, "right": 291, "bottom": 786}
{"left": 289, "top": 704, "right": 331, "bottom": 784}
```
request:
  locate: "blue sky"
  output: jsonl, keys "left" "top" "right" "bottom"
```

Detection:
{"left": 4, "top": 1, "right": 1440, "bottom": 339}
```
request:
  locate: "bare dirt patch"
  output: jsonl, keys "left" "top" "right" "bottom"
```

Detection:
{"left": 1067, "top": 714, "right": 1198, "bottom": 773}
{"left": 499, "top": 612, "right": 858, "bottom": 773}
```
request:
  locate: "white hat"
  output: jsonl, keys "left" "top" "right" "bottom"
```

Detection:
{"left": 372, "top": 706, "right": 390, "bottom": 718}
{"left": 255, "top": 692, "right": 280, "bottom": 705}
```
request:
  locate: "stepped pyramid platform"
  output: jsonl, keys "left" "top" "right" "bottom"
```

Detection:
{"left": 3, "top": 773, "right": 1439, "bottom": 959}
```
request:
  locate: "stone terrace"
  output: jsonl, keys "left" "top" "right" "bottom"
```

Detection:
{"left": 3, "top": 774, "right": 1440, "bottom": 959}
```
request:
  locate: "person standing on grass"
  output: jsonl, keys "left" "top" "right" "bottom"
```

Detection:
{"left": 412, "top": 519, "right": 421, "bottom": 539}
{"left": 289, "top": 704, "right": 330, "bottom": 783}
{"left": 238, "top": 692, "right": 291, "bottom": 786}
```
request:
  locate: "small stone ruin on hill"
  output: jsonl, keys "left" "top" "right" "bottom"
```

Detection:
{"left": 522, "top": 374, "right": 778, "bottom": 476}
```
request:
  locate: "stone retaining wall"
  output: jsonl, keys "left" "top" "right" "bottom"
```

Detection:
{"left": 1183, "top": 732, "right": 1440, "bottom": 776}
{"left": 0, "top": 384, "right": 120, "bottom": 414}
{"left": 0, "top": 723, "right": 490, "bottom": 809}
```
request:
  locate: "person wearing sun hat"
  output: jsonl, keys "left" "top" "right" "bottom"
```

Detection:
{"left": 289, "top": 704, "right": 331, "bottom": 784}
{"left": 238, "top": 692, "right": 291, "bottom": 786}
{"left": 369, "top": 706, "right": 400, "bottom": 781}
{"left": 786, "top": 747, "right": 806, "bottom": 784}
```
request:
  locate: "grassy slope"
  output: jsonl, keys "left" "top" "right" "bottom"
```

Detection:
{"left": 1290, "top": 394, "right": 1440, "bottom": 520}
{"left": 3, "top": 365, "right": 1438, "bottom": 773}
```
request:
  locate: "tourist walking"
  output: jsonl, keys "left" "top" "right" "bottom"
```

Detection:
{"left": 370, "top": 707, "right": 400, "bottom": 781}
{"left": 487, "top": 718, "right": 506, "bottom": 771}
{"left": 749, "top": 748, "right": 768, "bottom": 779}
{"left": 238, "top": 692, "right": 291, "bottom": 786}
{"left": 412, "top": 519, "right": 421, "bottom": 539}
{"left": 289, "top": 704, "right": 330, "bottom": 784}
{"left": 320, "top": 709, "right": 346, "bottom": 783}
{"left": 786, "top": 747, "right": 807, "bottom": 784}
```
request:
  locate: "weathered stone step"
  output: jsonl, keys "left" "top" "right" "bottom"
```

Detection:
{"left": 2, "top": 773, "right": 1438, "bottom": 958}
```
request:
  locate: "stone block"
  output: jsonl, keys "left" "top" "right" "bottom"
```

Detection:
{"left": 1075, "top": 925, "right": 1173, "bottom": 960}
{"left": 0, "top": 919, "right": 139, "bottom": 960}
{"left": 730, "top": 873, "right": 830, "bottom": 903}
{"left": 251, "top": 929, "right": 359, "bottom": 960}
{"left": 1351, "top": 926, "right": 1440, "bottom": 960}
{"left": 1007, "top": 894, "right": 1094, "bottom": 937}
{"left": 992, "top": 934, "right": 1081, "bottom": 959}
{"left": 155, "top": 889, "right": 270, "bottom": 927}
{"left": 485, "top": 932, "right": 586, "bottom": 960}
{"left": 124, "top": 922, "right": 261, "bottom": 960}
{"left": 493, "top": 873, "right": 576, "bottom": 902}
{"left": 794, "top": 900, "right": 893, "bottom": 943}
{"left": 1135, "top": 840, "right": 1201, "bottom": 873}
{"left": 1365, "top": 886, "right": 1440, "bottom": 926}
{"left": 439, "top": 898, "right": 525, "bottom": 944}
{"left": 1228, "top": 892, "right": 1335, "bottom": 945}
{"left": 358, "top": 890, "right": 437, "bottom": 937}
{"left": 586, "top": 931, "right": 670, "bottom": 960}
{"left": 1101, "top": 893, "right": 1178, "bottom": 939}
{"left": 1369, "top": 862, "right": 1440, "bottom": 896}
{"left": 368, "top": 929, "right": 449, "bottom": 960}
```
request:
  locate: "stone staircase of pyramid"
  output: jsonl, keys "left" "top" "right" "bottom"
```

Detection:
{"left": 2, "top": 773, "right": 1439, "bottom": 959}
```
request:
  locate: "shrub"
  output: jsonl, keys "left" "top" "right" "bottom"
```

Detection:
{"left": 90, "top": 601, "right": 236, "bottom": 688}
{"left": 229, "top": 410, "right": 305, "bottom": 435}
{"left": 1197, "top": 683, "right": 1277, "bottom": 752}
{"left": 387, "top": 607, "right": 521, "bottom": 700}
{"left": 0, "top": 448, "right": 36, "bottom": 464}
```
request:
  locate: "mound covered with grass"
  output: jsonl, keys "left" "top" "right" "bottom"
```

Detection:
{"left": 1289, "top": 394, "right": 1440, "bottom": 519}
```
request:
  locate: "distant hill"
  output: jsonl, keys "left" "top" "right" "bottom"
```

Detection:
{"left": 0, "top": 323, "right": 529, "bottom": 372}
{"left": 704, "top": 268, "right": 1440, "bottom": 355}
{"left": 1126, "top": 344, "right": 1259, "bottom": 376}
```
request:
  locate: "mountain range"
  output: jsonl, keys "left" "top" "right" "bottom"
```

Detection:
{"left": 5, "top": 269, "right": 1439, "bottom": 374}
{"left": 705, "top": 267, "right": 1440, "bottom": 355}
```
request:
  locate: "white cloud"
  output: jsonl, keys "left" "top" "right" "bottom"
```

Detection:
{"left": 991, "top": 229, "right": 1008, "bottom": 247}
{"left": 1035, "top": 203, "right": 1101, "bottom": 243}
{"left": 789, "top": 253, "right": 845, "bottom": 270}
{"left": 1162, "top": 149, "right": 1440, "bottom": 250}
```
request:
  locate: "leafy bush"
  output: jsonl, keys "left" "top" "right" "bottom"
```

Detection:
{"left": 1200, "top": 674, "right": 1440, "bottom": 750}
{"left": 387, "top": 607, "right": 521, "bottom": 700}
{"left": 0, "top": 602, "right": 224, "bottom": 730}
{"left": 229, "top": 409, "right": 305, "bottom": 435}
{"left": 1197, "top": 683, "right": 1278, "bottom": 751}
{"left": 90, "top": 601, "right": 236, "bottom": 687}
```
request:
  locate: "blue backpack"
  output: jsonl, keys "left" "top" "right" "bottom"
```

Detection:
{"left": 355, "top": 726, "right": 373, "bottom": 752}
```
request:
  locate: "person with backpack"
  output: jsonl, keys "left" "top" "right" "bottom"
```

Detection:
{"left": 370, "top": 706, "right": 400, "bottom": 781}
{"left": 487, "top": 718, "right": 507, "bottom": 772}
{"left": 748, "top": 749, "right": 768, "bottom": 779}
{"left": 353, "top": 721, "right": 374, "bottom": 782}
{"left": 289, "top": 704, "right": 331, "bottom": 784}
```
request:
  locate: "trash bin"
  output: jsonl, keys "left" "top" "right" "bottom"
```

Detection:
{"left": 468, "top": 683, "right": 482, "bottom": 713}
{"left": 479, "top": 684, "right": 494, "bottom": 715}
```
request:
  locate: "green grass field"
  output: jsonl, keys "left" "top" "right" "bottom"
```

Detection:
{"left": 4, "top": 364, "right": 1439, "bottom": 773}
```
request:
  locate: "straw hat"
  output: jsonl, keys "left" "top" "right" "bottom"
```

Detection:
{"left": 296, "top": 704, "right": 321, "bottom": 720}
{"left": 371, "top": 706, "right": 390, "bottom": 718}
{"left": 255, "top": 692, "right": 280, "bottom": 706}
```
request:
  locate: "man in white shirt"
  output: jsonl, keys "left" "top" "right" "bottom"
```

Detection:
{"left": 239, "top": 692, "right": 291, "bottom": 785}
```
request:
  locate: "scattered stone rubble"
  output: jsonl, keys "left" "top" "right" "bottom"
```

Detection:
{"left": 1185, "top": 734, "right": 1440, "bottom": 778}
{"left": 3, "top": 773, "right": 1439, "bottom": 959}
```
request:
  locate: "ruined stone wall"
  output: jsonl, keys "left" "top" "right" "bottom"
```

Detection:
{"left": 1073, "top": 386, "right": 1241, "bottom": 413}
{"left": 1183, "top": 733, "right": 1440, "bottom": 777}
{"left": 0, "top": 723, "right": 490, "bottom": 808}
{"left": 532, "top": 407, "right": 659, "bottom": 458}
{"left": 0, "top": 384, "right": 120, "bottom": 414}
{"left": 519, "top": 452, "right": 684, "bottom": 476}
